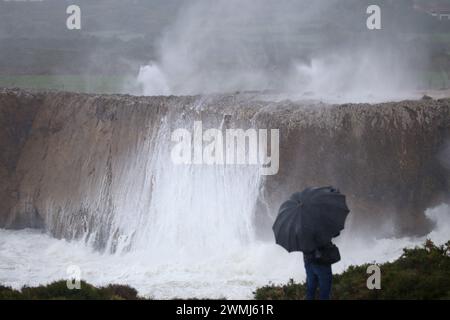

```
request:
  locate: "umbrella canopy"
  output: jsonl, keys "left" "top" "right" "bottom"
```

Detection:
{"left": 272, "top": 186, "right": 350, "bottom": 253}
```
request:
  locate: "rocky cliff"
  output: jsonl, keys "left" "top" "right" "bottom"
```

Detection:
{"left": 0, "top": 88, "right": 449, "bottom": 250}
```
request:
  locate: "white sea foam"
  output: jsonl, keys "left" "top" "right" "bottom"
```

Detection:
{"left": 1, "top": 204, "right": 448, "bottom": 299}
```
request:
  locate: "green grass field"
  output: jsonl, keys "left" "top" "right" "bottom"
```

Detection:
{"left": 0, "top": 75, "right": 133, "bottom": 94}
{"left": 427, "top": 71, "right": 450, "bottom": 89}
{"left": 0, "top": 72, "right": 448, "bottom": 94}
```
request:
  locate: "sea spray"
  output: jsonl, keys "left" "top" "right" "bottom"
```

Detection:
{"left": 1, "top": 204, "right": 449, "bottom": 299}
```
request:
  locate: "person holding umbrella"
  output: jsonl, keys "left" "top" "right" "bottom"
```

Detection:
{"left": 272, "top": 186, "right": 350, "bottom": 300}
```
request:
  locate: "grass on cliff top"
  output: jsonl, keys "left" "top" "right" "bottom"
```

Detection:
{"left": 0, "top": 75, "right": 129, "bottom": 94}
{"left": 254, "top": 239, "right": 450, "bottom": 300}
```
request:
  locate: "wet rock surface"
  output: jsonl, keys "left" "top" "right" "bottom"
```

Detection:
{"left": 0, "top": 88, "right": 449, "bottom": 246}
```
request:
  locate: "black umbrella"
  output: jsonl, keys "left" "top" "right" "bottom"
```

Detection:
{"left": 272, "top": 186, "right": 350, "bottom": 253}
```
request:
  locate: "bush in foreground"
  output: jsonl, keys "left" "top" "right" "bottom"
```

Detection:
{"left": 254, "top": 239, "right": 450, "bottom": 300}
{"left": 0, "top": 281, "right": 141, "bottom": 300}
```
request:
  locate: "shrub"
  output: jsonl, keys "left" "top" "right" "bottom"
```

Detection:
{"left": 0, "top": 280, "right": 142, "bottom": 300}
{"left": 254, "top": 239, "right": 450, "bottom": 300}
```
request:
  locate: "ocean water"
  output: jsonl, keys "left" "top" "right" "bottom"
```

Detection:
{"left": 1, "top": 204, "right": 449, "bottom": 299}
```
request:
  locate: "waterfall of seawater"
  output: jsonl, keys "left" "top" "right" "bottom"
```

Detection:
{"left": 112, "top": 116, "right": 263, "bottom": 260}
{"left": 0, "top": 106, "right": 299, "bottom": 299}
{"left": 35, "top": 106, "right": 265, "bottom": 261}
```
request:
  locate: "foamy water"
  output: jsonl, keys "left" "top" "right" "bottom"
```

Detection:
{"left": 1, "top": 204, "right": 449, "bottom": 299}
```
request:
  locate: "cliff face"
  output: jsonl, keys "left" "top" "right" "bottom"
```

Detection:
{"left": 0, "top": 89, "right": 449, "bottom": 250}
{"left": 254, "top": 101, "right": 450, "bottom": 237}
{"left": 0, "top": 90, "right": 43, "bottom": 227}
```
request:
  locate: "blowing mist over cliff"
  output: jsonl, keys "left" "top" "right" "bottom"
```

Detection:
{"left": 137, "top": 0, "right": 429, "bottom": 102}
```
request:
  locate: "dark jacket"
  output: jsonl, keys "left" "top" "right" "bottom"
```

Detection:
{"left": 303, "top": 241, "right": 334, "bottom": 264}
{"left": 303, "top": 250, "right": 316, "bottom": 264}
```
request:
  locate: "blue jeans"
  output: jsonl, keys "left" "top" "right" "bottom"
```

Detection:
{"left": 305, "top": 262, "right": 332, "bottom": 300}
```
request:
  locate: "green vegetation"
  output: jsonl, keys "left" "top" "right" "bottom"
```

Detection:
{"left": 427, "top": 71, "right": 450, "bottom": 89}
{"left": 0, "top": 75, "right": 132, "bottom": 94}
{"left": 0, "top": 281, "right": 142, "bottom": 300}
{"left": 254, "top": 240, "right": 450, "bottom": 300}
